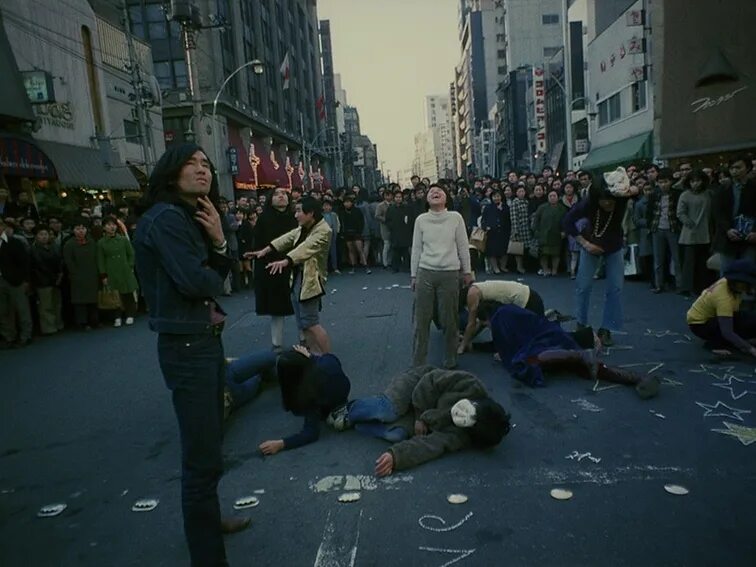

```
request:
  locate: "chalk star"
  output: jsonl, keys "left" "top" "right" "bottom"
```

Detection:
{"left": 712, "top": 375, "right": 756, "bottom": 401}
{"left": 695, "top": 401, "right": 751, "bottom": 422}
{"left": 661, "top": 377, "right": 684, "bottom": 386}
{"left": 711, "top": 422, "right": 756, "bottom": 446}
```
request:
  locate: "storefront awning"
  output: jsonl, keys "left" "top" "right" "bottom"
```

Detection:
{"left": 0, "top": 135, "right": 57, "bottom": 178}
{"left": 580, "top": 132, "right": 652, "bottom": 173}
{"left": 35, "top": 140, "right": 139, "bottom": 191}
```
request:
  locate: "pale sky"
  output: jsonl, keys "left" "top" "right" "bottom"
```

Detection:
{"left": 316, "top": 0, "right": 459, "bottom": 178}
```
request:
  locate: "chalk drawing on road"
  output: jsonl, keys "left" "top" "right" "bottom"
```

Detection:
{"left": 644, "top": 329, "right": 679, "bottom": 338}
{"left": 617, "top": 361, "right": 663, "bottom": 369}
{"left": 37, "top": 503, "right": 66, "bottom": 518}
{"left": 649, "top": 410, "right": 666, "bottom": 419}
{"left": 447, "top": 494, "right": 468, "bottom": 505}
{"left": 418, "top": 547, "right": 476, "bottom": 567}
{"left": 571, "top": 398, "right": 603, "bottom": 413}
{"left": 661, "top": 377, "right": 684, "bottom": 386}
{"left": 309, "top": 474, "right": 414, "bottom": 494}
{"left": 233, "top": 496, "right": 259, "bottom": 510}
{"left": 712, "top": 375, "right": 756, "bottom": 401}
{"left": 592, "top": 380, "right": 621, "bottom": 392}
{"left": 419, "top": 511, "right": 474, "bottom": 533}
{"left": 549, "top": 488, "right": 573, "bottom": 500}
{"left": 313, "top": 509, "right": 363, "bottom": 567}
{"left": 565, "top": 451, "right": 601, "bottom": 463}
{"left": 663, "top": 484, "right": 689, "bottom": 496}
{"left": 647, "top": 363, "right": 665, "bottom": 374}
{"left": 695, "top": 401, "right": 751, "bottom": 422}
{"left": 710, "top": 422, "right": 756, "bottom": 446}
{"left": 131, "top": 498, "right": 158, "bottom": 512}
{"left": 338, "top": 492, "right": 361, "bottom": 503}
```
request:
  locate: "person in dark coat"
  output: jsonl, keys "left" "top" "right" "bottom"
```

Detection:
{"left": 63, "top": 219, "right": 100, "bottom": 329}
{"left": 480, "top": 302, "right": 659, "bottom": 399}
{"left": 481, "top": 191, "right": 511, "bottom": 273}
{"left": 237, "top": 209, "right": 256, "bottom": 289}
{"left": 31, "top": 225, "right": 64, "bottom": 334}
{"left": 258, "top": 345, "right": 351, "bottom": 455}
{"left": 254, "top": 187, "right": 297, "bottom": 351}
{"left": 0, "top": 216, "right": 33, "bottom": 347}
{"left": 338, "top": 195, "right": 368, "bottom": 274}
{"left": 385, "top": 191, "right": 414, "bottom": 272}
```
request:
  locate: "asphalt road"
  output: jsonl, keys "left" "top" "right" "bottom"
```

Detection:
{"left": 2, "top": 270, "right": 756, "bottom": 566}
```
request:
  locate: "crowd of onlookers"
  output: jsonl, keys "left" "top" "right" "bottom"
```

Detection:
{"left": 1, "top": 153, "right": 754, "bottom": 349}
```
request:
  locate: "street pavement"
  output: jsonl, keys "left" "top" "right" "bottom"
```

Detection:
{"left": 2, "top": 269, "right": 756, "bottom": 566}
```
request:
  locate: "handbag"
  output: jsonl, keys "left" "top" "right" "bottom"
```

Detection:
{"left": 507, "top": 241, "right": 525, "bottom": 256}
{"left": 470, "top": 227, "right": 487, "bottom": 252}
{"left": 98, "top": 286, "right": 122, "bottom": 310}
{"left": 623, "top": 244, "right": 640, "bottom": 276}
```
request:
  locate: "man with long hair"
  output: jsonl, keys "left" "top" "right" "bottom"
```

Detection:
{"left": 133, "top": 144, "right": 249, "bottom": 566}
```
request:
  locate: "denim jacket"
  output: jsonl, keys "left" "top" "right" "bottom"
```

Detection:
{"left": 134, "top": 202, "right": 233, "bottom": 334}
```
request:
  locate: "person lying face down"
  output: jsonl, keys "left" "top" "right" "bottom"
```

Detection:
{"left": 327, "top": 366, "right": 511, "bottom": 477}
{"left": 258, "top": 345, "right": 350, "bottom": 456}
{"left": 476, "top": 301, "right": 659, "bottom": 399}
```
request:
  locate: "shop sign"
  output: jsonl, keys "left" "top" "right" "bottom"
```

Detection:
{"left": 227, "top": 147, "right": 239, "bottom": 175}
{"left": 532, "top": 66, "right": 547, "bottom": 152}
{"left": 33, "top": 102, "right": 75, "bottom": 130}
{"left": 23, "top": 71, "right": 55, "bottom": 103}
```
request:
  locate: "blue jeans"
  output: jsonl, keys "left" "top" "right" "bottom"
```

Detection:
{"left": 651, "top": 229, "right": 682, "bottom": 289}
{"left": 347, "top": 394, "right": 409, "bottom": 442}
{"left": 157, "top": 333, "right": 227, "bottom": 567}
{"left": 328, "top": 237, "right": 339, "bottom": 271}
{"left": 575, "top": 248, "right": 624, "bottom": 331}
{"left": 225, "top": 350, "right": 277, "bottom": 409}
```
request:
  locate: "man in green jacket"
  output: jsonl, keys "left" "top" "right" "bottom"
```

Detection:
{"left": 328, "top": 366, "right": 510, "bottom": 476}
{"left": 248, "top": 196, "right": 332, "bottom": 353}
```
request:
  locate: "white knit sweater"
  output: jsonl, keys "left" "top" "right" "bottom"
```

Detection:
{"left": 411, "top": 210, "right": 472, "bottom": 276}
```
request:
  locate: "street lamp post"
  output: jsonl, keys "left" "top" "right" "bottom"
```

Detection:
{"left": 211, "top": 59, "right": 264, "bottom": 182}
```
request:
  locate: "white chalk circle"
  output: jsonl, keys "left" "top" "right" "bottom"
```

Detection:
{"left": 233, "top": 496, "right": 260, "bottom": 510}
{"left": 550, "top": 488, "right": 573, "bottom": 501}
{"left": 37, "top": 503, "right": 67, "bottom": 518}
{"left": 337, "top": 492, "right": 361, "bottom": 503}
{"left": 447, "top": 494, "right": 468, "bottom": 505}
{"left": 131, "top": 498, "right": 159, "bottom": 512}
{"left": 664, "top": 484, "right": 689, "bottom": 496}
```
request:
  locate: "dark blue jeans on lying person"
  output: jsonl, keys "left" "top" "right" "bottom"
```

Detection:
{"left": 347, "top": 394, "right": 409, "bottom": 443}
{"left": 225, "top": 350, "right": 277, "bottom": 409}
{"left": 157, "top": 332, "right": 227, "bottom": 567}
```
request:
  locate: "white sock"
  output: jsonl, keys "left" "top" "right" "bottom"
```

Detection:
{"left": 271, "top": 316, "right": 284, "bottom": 348}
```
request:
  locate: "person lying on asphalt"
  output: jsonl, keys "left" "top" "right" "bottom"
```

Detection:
{"left": 327, "top": 365, "right": 510, "bottom": 477}
{"left": 258, "top": 345, "right": 350, "bottom": 455}
{"left": 476, "top": 301, "right": 660, "bottom": 399}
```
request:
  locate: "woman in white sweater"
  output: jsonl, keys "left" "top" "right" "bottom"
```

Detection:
{"left": 411, "top": 184, "right": 473, "bottom": 368}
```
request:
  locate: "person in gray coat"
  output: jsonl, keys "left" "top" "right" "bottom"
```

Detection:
{"left": 327, "top": 365, "right": 510, "bottom": 476}
{"left": 676, "top": 169, "right": 713, "bottom": 296}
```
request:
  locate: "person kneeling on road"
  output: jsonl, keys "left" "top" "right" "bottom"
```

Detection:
{"left": 478, "top": 301, "right": 660, "bottom": 399}
{"left": 458, "top": 280, "right": 545, "bottom": 354}
{"left": 327, "top": 366, "right": 510, "bottom": 477}
{"left": 258, "top": 345, "right": 350, "bottom": 455}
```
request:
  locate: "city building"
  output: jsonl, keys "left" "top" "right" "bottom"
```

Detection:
{"left": 126, "top": 0, "right": 327, "bottom": 196}
{"left": 1, "top": 0, "right": 163, "bottom": 212}
{"left": 654, "top": 0, "right": 755, "bottom": 165}
{"left": 579, "top": 0, "right": 653, "bottom": 172}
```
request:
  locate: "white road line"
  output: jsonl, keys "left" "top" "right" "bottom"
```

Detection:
{"left": 313, "top": 509, "right": 363, "bottom": 567}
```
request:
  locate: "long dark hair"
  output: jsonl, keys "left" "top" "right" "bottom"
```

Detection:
{"left": 136, "top": 143, "right": 221, "bottom": 216}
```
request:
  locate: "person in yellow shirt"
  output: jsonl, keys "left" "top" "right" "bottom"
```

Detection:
{"left": 686, "top": 259, "right": 756, "bottom": 358}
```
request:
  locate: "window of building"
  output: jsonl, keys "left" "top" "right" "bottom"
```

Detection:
{"left": 543, "top": 46, "right": 561, "bottom": 58}
{"left": 497, "top": 49, "right": 506, "bottom": 59}
{"left": 129, "top": 6, "right": 144, "bottom": 38}
{"left": 598, "top": 92, "right": 622, "bottom": 127}
{"left": 498, "top": 65, "right": 507, "bottom": 75}
{"left": 631, "top": 80, "right": 647, "bottom": 112}
{"left": 154, "top": 61, "right": 172, "bottom": 89}
{"left": 542, "top": 14, "right": 559, "bottom": 25}
{"left": 145, "top": 4, "right": 167, "bottom": 39}
{"left": 123, "top": 119, "right": 139, "bottom": 142}
{"left": 173, "top": 60, "right": 187, "bottom": 88}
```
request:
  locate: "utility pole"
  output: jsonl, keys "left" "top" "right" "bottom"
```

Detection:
{"left": 122, "top": 1, "right": 152, "bottom": 173}
{"left": 562, "top": 0, "right": 574, "bottom": 170}
{"left": 170, "top": 1, "right": 205, "bottom": 147}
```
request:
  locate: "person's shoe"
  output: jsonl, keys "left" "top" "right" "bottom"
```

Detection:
{"left": 334, "top": 269, "right": 341, "bottom": 275}
{"left": 13, "top": 338, "right": 31, "bottom": 349}
{"left": 597, "top": 328, "right": 613, "bottom": 347}
{"left": 221, "top": 516, "right": 251, "bottom": 534}
{"left": 348, "top": 268, "right": 355, "bottom": 275}
{"left": 271, "top": 344, "right": 283, "bottom": 354}
{"left": 326, "top": 404, "right": 350, "bottom": 431}
{"left": 652, "top": 288, "right": 663, "bottom": 294}
{"left": 113, "top": 318, "right": 122, "bottom": 328}
{"left": 125, "top": 317, "right": 134, "bottom": 325}
{"left": 0, "top": 340, "right": 13, "bottom": 350}
{"left": 635, "top": 375, "right": 661, "bottom": 400}
{"left": 365, "top": 267, "right": 372, "bottom": 274}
